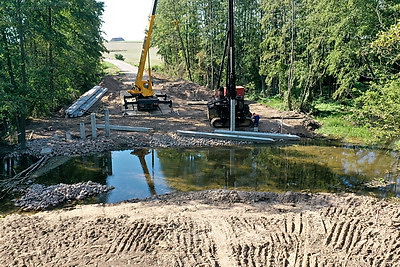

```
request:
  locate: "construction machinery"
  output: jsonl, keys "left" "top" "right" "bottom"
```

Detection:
{"left": 123, "top": 0, "right": 172, "bottom": 111}
{"left": 207, "top": 0, "right": 252, "bottom": 128}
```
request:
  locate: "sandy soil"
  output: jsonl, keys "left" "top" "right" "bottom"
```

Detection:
{"left": 1, "top": 190, "right": 400, "bottom": 266}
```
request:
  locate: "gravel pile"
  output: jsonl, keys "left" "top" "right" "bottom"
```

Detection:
{"left": 149, "top": 132, "right": 246, "bottom": 148}
{"left": 15, "top": 131, "right": 247, "bottom": 158}
{"left": 125, "top": 189, "right": 320, "bottom": 206}
{"left": 14, "top": 181, "right": 114, "bottom": 211}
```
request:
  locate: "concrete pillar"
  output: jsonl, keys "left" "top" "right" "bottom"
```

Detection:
{"left": 91, "top": 113, "right": 97, "bottom": 138}
{"left": 66, "top": 131, "right": 72, "bottom": 141}
{"left": 80, "top": 121, "right": 86, "bottom": 140}
{"left": 105, "top": 108, "right": 110, "bottom": 137}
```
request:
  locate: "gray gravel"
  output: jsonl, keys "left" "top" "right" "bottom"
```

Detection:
{"left": 8, "top": 131, "right": 249, "bottom": 158}
{"left": 14, "top": 181, "right": 114, "bottom": 211}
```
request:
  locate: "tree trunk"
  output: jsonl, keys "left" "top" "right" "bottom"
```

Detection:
{"left": 16, "top": 0, "right": 27, "bottom": 149}
{"left": 1, "top": 30, "right": 18, "bottom": 91}
{"left": 172, "top": 2, "right": 193, "bottom": 81}
{"left": 286, "top": 0, "right": 295, "bottom": 111}
{"left": 48, "top": 5, "right": 55, "bottom": 93}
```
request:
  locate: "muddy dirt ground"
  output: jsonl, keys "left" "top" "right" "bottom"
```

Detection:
{"left": 1, "top": 190, "right": 400, "bottom": 266}
{"left": 2, "top": 71, "right": 398, "bottom": 266}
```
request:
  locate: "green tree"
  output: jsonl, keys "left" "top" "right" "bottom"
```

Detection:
{"left": 0, "top": 0, "right": 105, "bottom": 146}
{"left": 153, "top": 0, "right": 263, "bottom": 91}
{"left": 260, "top": 0, "right": 399, "bottom": 112}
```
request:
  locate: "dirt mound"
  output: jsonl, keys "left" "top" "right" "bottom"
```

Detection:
{"left": 160, "top": 79, "right": 214, "bottom": 99}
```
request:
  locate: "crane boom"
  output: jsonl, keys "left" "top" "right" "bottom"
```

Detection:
{"left": 129, "top": 0, "right": 158, "bottom": 97}
{"left": 124, "top": 0, "right": 172, "bottom": 111}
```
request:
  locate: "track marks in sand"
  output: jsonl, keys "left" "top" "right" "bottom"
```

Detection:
{"left": 226, "top": 214, "right": 307, "bottom": 267}
{"left": 106, "top": 221, "right": 167, "bottom": 254}
{"left": 162, "top": 219, "right": 218, "bottom": 267}
{"left": 2, "top": 194, "right": 400, "bottom": 266}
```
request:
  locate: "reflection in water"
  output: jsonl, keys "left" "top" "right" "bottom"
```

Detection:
{"left": 130, "top": 149, "right": 156, "bottom": 196}
{"left": 1, "top": 155, "right": 36, "bottom": 178}
{"left": 157, "top": 144, "right": 400, "bottom": 197}
{"left": 1, "top": 142, "right": 400, "bottom": 213}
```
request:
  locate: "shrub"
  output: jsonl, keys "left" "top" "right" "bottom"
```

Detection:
{"left": 114, "top": 54, "right": 125, "bottom": 61}
{"left": 353, "top": 78, "right": 400, "bottom": 132}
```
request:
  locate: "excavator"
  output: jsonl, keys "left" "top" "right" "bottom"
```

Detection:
{"left": 123, "top": 0, "right": 172, "bottom": 111}
{"left": 207, "top": 0, "right": 252, "bottom": 128}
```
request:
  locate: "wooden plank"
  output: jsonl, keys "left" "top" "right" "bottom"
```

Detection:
{"left": 177, "top": 130, "right": 275, "bottom": 143}
{"left": 97, "top": 124, "right": 153, "bottom": 132}
{"left": 214, "top": 130, "right": 301, "bottom": 140}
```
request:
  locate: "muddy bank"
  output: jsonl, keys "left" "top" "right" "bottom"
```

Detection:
{"left": 0, "top": 189, "right": 399, "bottom": 266}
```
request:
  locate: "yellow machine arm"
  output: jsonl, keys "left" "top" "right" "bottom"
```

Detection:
{"left": 128, "top": 0, "right": 158, "bottom": 97}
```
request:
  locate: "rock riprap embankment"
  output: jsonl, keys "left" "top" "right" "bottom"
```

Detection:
{"left": 17, "top": 132, "right": 247, "bottom": 158}
{"left": 14, "top": 181, "right": 114, "bottom": 211}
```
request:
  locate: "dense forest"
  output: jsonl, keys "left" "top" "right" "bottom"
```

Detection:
{"left": 152, "top": 0, "right": 400, "bottom": 136}
{"left": 0, "top": 0, "right": 105, "bottom": 147}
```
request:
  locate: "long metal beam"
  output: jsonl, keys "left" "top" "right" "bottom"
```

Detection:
{"left": 65, "top": 86, "right": 108, "bottom": 118}
{"left": 177, "top": 130, "right": 275, "bottom": 143}
{"left": 97, "top": 124, "right": 153, "bottom": 132}
{"left": 214, "top": 130, "right": 301, "bottom": 140}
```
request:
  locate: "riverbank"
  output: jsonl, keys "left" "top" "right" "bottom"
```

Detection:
{"left": 1, "top": 189, "right": 399, "bottom": 266}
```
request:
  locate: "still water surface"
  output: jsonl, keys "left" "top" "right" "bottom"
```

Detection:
{"left": 2, "top": 141, "right": 400, "bottom": 212}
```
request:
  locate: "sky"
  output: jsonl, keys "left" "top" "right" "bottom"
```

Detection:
{"left": 99, "top": 0, "right": 154, "bottom": 41}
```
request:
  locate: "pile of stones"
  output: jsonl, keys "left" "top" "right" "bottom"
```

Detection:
{"left": 21, "top": 132, "right": 245, "bottom": 158}
{"left": 14, "top": 181, "right": 114, "bottom": 211}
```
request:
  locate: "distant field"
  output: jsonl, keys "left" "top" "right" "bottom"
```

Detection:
{"left": 103, "top": 41, "right": 163, "bottom": 67}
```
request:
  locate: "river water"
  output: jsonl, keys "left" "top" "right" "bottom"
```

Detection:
{"left": 1, "top": 140, "right": 399, "bottom": 213}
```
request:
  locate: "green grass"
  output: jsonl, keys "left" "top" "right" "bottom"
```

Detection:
{"left": 103, "top": 41, "right": 162, "bottom": 67}
{"left": 315, "top": 116, "right": 375, "bottom": 143}
{"left": 260, "top": 97, "right": 380, "bottom": 144}
{"left": 312, "top": 102, "right": 380, "bottom": 144}
{"left": 101, "top": 61, "right": 121, "bottom": 76}
{"left": 258, "top": 96, "right": 287, "bottom": 111}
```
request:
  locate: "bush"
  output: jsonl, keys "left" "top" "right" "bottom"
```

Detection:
{"left": 353, "top": 78, "right": 400, "bottom": 132}
{"left": 114, "top": 54, "right": 125, "bottom": 61}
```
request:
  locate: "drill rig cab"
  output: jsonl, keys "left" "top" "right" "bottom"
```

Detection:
{"left": 123, "top": 0, "right": 172, "bottom": 111}
{"left": 207, "top": 0, "right": 252, "bottom": 128}
{"left": 207, "top": 86, "right": 252, "bottom": 128}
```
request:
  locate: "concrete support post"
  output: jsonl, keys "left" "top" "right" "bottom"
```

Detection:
{"left": 91, "top": 113, "right": 97, "bottom": 138}
{"left": 80, "top": 121, "right": 86, "bottom": 140}
{"left": 66, "top": 131, "right": 72, "bottom": 141}
{"left": 105, "top": 108, "right": 110, "bottom": 137}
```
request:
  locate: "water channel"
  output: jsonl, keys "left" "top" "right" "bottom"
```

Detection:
{"left": 1, "top": 140, "right": 400, "bottom": 213}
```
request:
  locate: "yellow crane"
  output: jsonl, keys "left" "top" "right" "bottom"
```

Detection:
{"left": 124, "top": 0, "right": 171, "bottom": 111}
